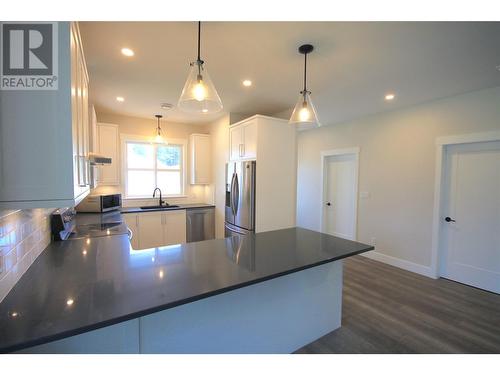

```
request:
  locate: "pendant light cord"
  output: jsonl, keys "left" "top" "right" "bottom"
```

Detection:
{"left": 197, "top": 21, "right": 201, "bottom": 62}
{"left": 303, "top": 52, "right": 308, "bottom": 93}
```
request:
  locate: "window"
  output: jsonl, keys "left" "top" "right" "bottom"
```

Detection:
{"left": 124, "top": 140, "right": 185, "bottom": 198}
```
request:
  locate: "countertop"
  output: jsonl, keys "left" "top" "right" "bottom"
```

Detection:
{"left": 121, "top": 203, "right": 215, "bottom": 214}
{"left": 0, "top": 216, "right": 373, "bottom": 353}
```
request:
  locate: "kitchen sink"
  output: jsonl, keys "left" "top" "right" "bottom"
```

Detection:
{"left": 139, "top": 205, "right": 180, "bottom": 210}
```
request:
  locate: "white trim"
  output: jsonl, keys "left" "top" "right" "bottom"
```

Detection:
{"left": 319, "top": 147, "right": 360, "bottom": 240}
{"left": 120, "top": 134, "right": 188, "bottom": 199}
{"left": 360, "top": 251, "right": 436, "bottom": 279}
{"left": 430, "top": 131, "right": 500, "bottom": 278}
{"left": 436, "top": 130, "right": 500, "bottom": 146}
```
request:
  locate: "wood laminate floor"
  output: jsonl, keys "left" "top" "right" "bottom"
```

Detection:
{"left": 296, "top": 255, "right": 500, "bottom": 353}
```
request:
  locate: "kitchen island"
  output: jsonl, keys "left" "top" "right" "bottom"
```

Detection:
{"left": 0, "top": 222, "right": 373, "bottom": 354}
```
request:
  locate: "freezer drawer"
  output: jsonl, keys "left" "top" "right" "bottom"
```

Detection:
{"left": 186, "top": 208, "right": 215, "bottom": 243}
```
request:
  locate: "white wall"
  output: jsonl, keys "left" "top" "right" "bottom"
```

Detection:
{"left": 207, "top": 114, "right": 231, "bottom": 238}
{"left": 92, "top": 112, "right": 213, "bottom": 206}
{"left": 295, "top": 86, "right": 500, "bottom": 274}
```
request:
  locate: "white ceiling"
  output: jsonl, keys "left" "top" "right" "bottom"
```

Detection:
{"left": 79, "top": 22, "right": 500, "bottom": 125}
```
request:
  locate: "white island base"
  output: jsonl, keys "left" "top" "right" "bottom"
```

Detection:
{"left": 20, "top": 261, "right": 343, "bottom": 354}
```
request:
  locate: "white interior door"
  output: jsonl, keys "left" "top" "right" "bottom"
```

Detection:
{"left": 441, "top": 141, "right": 500, "bottom": 293}
{"left": 323, "top": 153, "right": 357, "bottom": 240}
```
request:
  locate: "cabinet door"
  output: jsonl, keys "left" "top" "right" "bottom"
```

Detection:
{"left": 138, "top": 212, "right": 164, "bottom": 249}
{"left": 242, "top": 120, "right": 257, "bottom": 159}
{"left": 97, "top": 123, "right": 120, "bottom": 185}
{"left": 190, "top": 134, "right": 211, "bottom": 184}
{"left": 70, "top": 24, "right": 80, "bottom": 195}
{"left": 229, "top": 126, "right": 244, "bottom": 161}
{"left": 163, "top": 210, "right": 187, "bottom": 246}
{"left": 81, "top": 64, "right": 90, "bottom": 186}
{"left": 123, "top": 214, "right": 140, "bottom": 249}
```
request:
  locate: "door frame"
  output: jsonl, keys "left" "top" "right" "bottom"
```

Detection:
{"left": 430, "top": 130, "right": 500, "bottom": 278}
{"left": 319, "top": 147, "right": 360, "bottom": 239}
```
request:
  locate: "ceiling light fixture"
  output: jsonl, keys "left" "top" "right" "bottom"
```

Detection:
{"left": 116, "top": 96, "right": 125, "bottom": 102}
{"left": 289, "top": 44, "right": 320, "bottom": 127}
{"left": 385, "top": 93, "right": 396, "bottom": 101}
{"left": 242, "top": 80, "right": 252, "bottom": 87}
{"left": 178, "top": 21, "right": 222, "bottom": 114}
{"left": 153, "top": 114, "right": 167, "bottom": 144}
{"left": 121, "top": 48, "right": 134, "bottom": 57}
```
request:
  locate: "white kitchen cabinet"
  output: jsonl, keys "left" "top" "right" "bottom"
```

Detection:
{"left": 189, "top": 134, "right": 211, "bottom": 184}
{"left": 163, "top": 210, "right": 187, "bottom": 246}
{"left": 229, "top": 115, "right": 297, "bottom": 233}
{"left": 123, "top": 210, "right": 187, "bottom": 250}
{"left": 229, "top": 119, "right": 257, "bottom": 161}
{"left": 0, "top": 22, "right": 91, "bottom": 208}
{"left": 97, "top": 123, "right": 120, "bottom": 185}
{"left": 123, "top": 213, "right": 140, "bottom": 249}
{"left": 138, "top": 212, "right": 165, "bottom": 249}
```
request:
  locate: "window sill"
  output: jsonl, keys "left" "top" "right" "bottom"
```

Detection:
{"left": 124, "top": 195, "right": 188, "bottom": 201}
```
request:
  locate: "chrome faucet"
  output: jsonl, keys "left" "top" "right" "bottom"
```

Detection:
{"left": 153, "top": 188, "right": 165, "bottom": 207}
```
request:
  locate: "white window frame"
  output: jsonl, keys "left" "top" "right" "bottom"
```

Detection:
{"left": 120, "top": 134, "right": 188, "bottom": 199}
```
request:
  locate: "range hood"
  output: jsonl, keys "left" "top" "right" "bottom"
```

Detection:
{"left": 88, "top": 152, "right": 112, "bottom": 165}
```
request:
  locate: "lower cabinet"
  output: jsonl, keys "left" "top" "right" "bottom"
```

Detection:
{"left": 123, "top": 210, "right": 187, "bottom": 250}
{"left": 163, "top": 210, "right": 187, "bottom": 246}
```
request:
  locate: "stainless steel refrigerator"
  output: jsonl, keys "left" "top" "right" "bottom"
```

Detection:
{"left": 224, "top": 160, "right": 256, "bottom": 237}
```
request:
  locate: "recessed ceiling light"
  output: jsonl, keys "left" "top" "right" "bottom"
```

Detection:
{"left": 242, "top": 79, "right": 252, "bottom": 87}
{"left": 121, "top": 48, "right": 134, "bottom": 57}
{"left": 202, "top": 109, "right": 208, "bottom": 113}
{"left": 116, "top": 96, "right": 125, "bottom": 102}
{"left": 385, "top": 93, "right": 396, "bottom": 101}
{"left": 66, "top": 299, "right": 74, "bottom": 306}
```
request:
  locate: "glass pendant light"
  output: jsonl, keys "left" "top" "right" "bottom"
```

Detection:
{"left": 152, "top": 114, "right": 167, "bottom": 144}
{"left": 178, "top": 21, "right": 223, "bottom": 114}
{"left": 289, "top": 44, "right": 320, "bottom": 127}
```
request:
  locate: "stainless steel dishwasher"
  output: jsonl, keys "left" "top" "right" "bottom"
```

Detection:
{"left": 186, "top": 207, "right": 215, "bottom": 242}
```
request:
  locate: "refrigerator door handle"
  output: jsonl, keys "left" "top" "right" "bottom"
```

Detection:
{"left": 230, "top": 172, "right": 237, "bottom": 216}
{"left": 233, "top": 172, "right": 240, "bottom": 216}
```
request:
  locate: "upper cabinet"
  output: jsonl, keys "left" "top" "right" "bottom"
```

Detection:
{"left": 189, "top": 134, "right": 211, "bottom": 184}
{"left": 0, "top": 22, "right": 92, "bottom": 209}
{"left": 97, "top": 123, "right": 120, "bottom": 186}
{"left": 229, "top": 119, "right": 257, "bottom": 161}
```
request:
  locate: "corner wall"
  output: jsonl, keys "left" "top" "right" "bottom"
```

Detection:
{"left": 207, "top": 114, "right": 230, "bottom": 238}
{"left": 296, "top": 86, "right": 500, "bottom": 275}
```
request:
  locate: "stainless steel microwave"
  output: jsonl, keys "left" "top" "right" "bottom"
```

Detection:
{"left": 76, "top": 193, "right": 122, "bottom": 213}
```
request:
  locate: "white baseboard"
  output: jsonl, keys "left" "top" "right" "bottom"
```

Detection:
{"left": 360, "top": 251, "right": 437, "bottom": 279}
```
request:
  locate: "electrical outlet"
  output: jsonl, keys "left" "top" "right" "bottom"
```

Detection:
{"left": 370, "top": 237, "right": 376, "bottom": 246}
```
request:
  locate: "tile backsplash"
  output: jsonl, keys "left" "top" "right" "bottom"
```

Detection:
{"left": 0, "top": 209, "right": 52, "bottom": 302}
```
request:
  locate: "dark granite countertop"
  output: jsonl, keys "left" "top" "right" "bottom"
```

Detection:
{"left": 0, "top": 223, "right": 373, "bottom": 353}
{"left": 121, "top": 203, "right": 215, "bottom": 214}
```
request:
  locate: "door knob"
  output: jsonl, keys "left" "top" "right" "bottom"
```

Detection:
{"left": 445, "top": 217, "right": 456, "bottom": 223}
{"left": 326, "top": 202, "right": 331, "bottom": 206}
